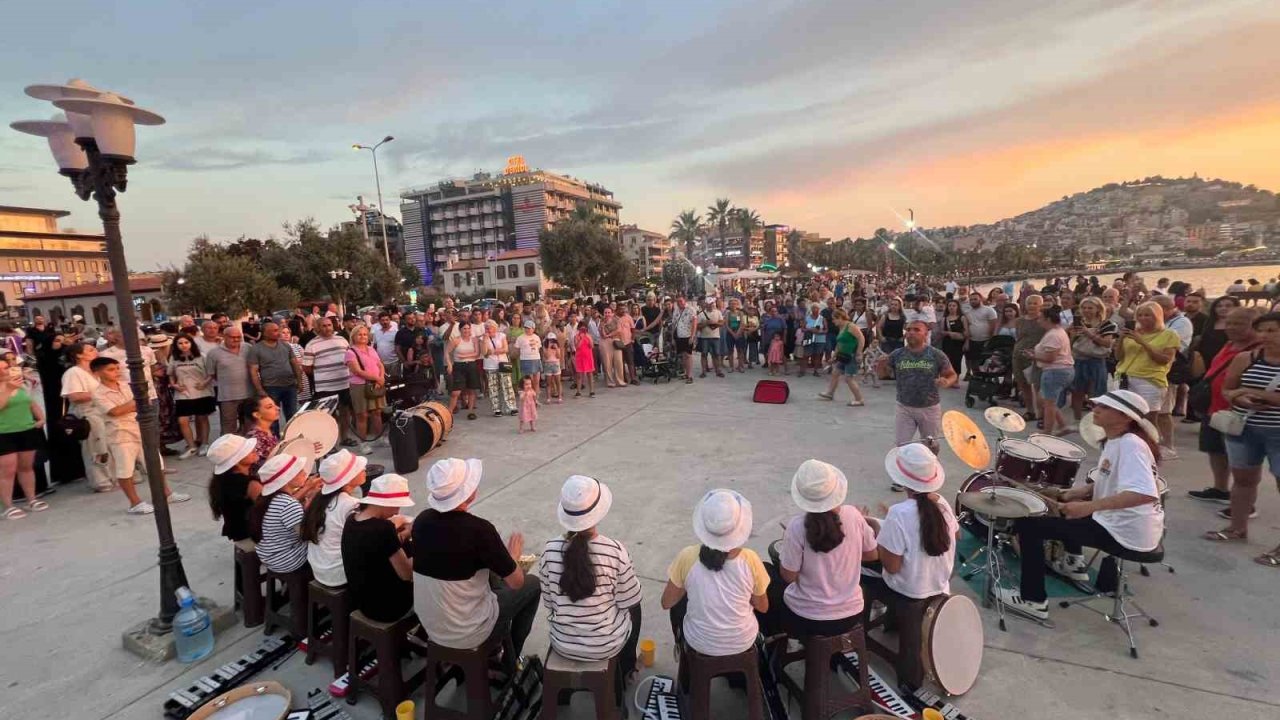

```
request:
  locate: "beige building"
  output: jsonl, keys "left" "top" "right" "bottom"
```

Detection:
{"left": 0, "top": 205, "right": 112, "bottom": 314}
{"left": 438, "top": 248, "right": 553, "bottom": 299}
{"left": 22, "top": 273, "right": 166, "bottom": 328}
{"left": 618, "top": 225, "right": 671, "bottom": 277}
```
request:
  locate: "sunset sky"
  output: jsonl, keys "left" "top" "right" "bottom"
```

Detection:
{"left": 3, "top": 0, "right": 1278, "bottom": 267}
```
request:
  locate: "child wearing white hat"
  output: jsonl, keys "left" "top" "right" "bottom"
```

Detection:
{"left": 301, "top": 449, "right": 367, "bottom": 588}
{"left": 341, "top": 473, "right": 415, "bottom": 623}
{"left": 206, "top": 434, "right": 261, "bottom": 545}
{"left": 251, "top": 452, "right": 315, "bottom": 576}
{"left": 661, "top": 489, "right": 770, "bottom": 658}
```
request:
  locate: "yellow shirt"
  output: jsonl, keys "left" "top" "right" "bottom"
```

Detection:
{"left": 1116, "top": 329, "right": 1180, "bottom": 388}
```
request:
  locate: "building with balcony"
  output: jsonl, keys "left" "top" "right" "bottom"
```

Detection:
{"left": 400, "top": 156, "right": 621, "bottom": 287}
{"left": 762, "top": 224, "right": 793, "bottom": 268}
{"left": 618, "top": 225, "right": 670, "bottom": 277}
{"left": 340, "top": 206, "right": 404, "bottom": 265}
{"left": 0, "top": 205, "right": 111, "bottom": 315}
{"left": 704, "top": 228, "right": 766, "bottom": 269}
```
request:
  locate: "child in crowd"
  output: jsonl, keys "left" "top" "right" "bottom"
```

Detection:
{"left": 574, "top": 321, "right": 596, "bottom": 398}
{"left": 861, "top": 343, "right": 884, "bottom": 389}
{"left": 793, "top": 324, "right": 807, "bottom": 374}
{"left": 543, "top": 333, "right": 563, "bottom": 403}
{"left": 767, "top": 330, "right": 786, "bottom": 376}
{"left": 518, "top": 376, "right": 538, "bottom": 433}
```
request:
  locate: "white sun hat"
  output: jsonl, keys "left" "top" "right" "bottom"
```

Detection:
{"left": 426, "top": 457, "right": 483, "bottom": 511}
{"left": 791, "top": 459, "right": 848, "bottom": 513}
{"left": 884, "top": 443, "right": 946, "bottom": 493}
{"left": 1090, "top": 389, "right": 1160, "bottom": 444}
{"left": 319, "top": 449, "right": 368, "bottom": 495}
{"left": 208, "top": 434, "right": 257, "bottom": 475}
{"left": 692, "top": 489, "right": 754, "bottom": 552}
{"left": 259, "top": 453, "right": 309, "bottom": 496}
{"left": 557, "top": 475, "right": 613, "bottom": 532}
{"left": 360, "top": 474, "right": 415, "bottom": 508}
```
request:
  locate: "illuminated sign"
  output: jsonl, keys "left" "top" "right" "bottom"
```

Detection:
{"left": 0, "top": 274, "right": 60, "bottom": 282}
{"left": 503, "top": 155, "right": 528, "bottom": 175}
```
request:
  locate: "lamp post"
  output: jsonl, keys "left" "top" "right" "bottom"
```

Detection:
{"left": 329, "top": 268, "right": 352, "bottom": 317}
{"left": 11, "top": 79, "right": 188, "bottom": 633}
{"left": 352, "top": 136, "right": 394, "bottom": 268}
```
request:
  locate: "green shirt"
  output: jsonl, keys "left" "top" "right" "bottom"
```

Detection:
{"left": 835, "top": 326, "right": 859, "bottom": 357}
{"left": 0, "top": 387, "right": 36, "bottom": 434}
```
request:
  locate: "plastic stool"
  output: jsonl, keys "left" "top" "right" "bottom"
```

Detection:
{"left": 232, "top": 544, "right": 265, "bottom": 628}
{"left": 422, "top": 633, "right": 513, "bottom": 719}
{"left": 262, "top": 566, "right": 311, "bottom": 638}
{"left": 345, "top": 611, "right": 425, "bottom": 718}
{"left": 539, "top": 649, "right": 623, "bottom": 720}
{"left": 305, "top": 581, "right": 351, "bottom": 677}
{"left": 678, "top": 645, "right": 763, "bottom": 720}
{"left": 775, "top": 628, "right": 873, "bottom": 720}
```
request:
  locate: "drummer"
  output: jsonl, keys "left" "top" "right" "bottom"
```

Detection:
{"left": 861, "top": 444, "right": 960, "bottom": 688}
{"left": 1001, "top": 389, "right": 1165, "bottom": 620}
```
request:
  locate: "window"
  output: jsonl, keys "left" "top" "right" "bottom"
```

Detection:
{"left": 507, "top": 264, "right": 518, "bottom": 278}
{"left": 6, "top": 261, "right": 14, "bottom": 271}
{"left": 92, "top": 261, "right": 99, "bottom": 271}
{"left": 495, "top": 265, "right": 506, "bottom": 280}
{"left": 78, "top": 261, "right": 87, "bottom": 272}
{"left": 22, "top": 260, "right": 32, "bottom": 271}
{"left": 475, "top": 272, "right": 484, "bottom": 285}
{"left": 453, "top": 274, "right": 461, "bottom": 288}
{"left": 524, "top": 262, "right": 536, "bottom": 277}
{"left": 49, "top": 260, "right": 58, "bottom": 272}
{"left": 35, "top": 260, "right": 45, "bottom": 271}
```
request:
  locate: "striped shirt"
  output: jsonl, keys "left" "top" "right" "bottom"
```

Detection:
{"left": 304, "top": 335, "right": 351, "bottom": 393}
{"left": 539, "top": 534, "right": 643, "bottom": 661}
{"left": 1235, "top": 353, "right": 1280, "bottom": 427}
{"left": 257, "top": 493, "right": 308, "bottom": 573}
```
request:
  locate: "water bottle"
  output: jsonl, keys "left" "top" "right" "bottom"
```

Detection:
{"left": 173, "top": 586, "right": 214, "bottom": 663}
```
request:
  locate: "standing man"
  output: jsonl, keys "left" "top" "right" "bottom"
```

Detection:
{"left": 194, "top": 320, "right": 222, "bottom": 356}
{"left": 696, "top": 296, "right": 724, "bottom": 379}
{"left": 876, "top": 320, "right": 957, "bottom": 490}
{"left": 372, "top": 311, "right": 401, "bottom": 380}
{"left": 962, "top": 291, "right": 997, "bottom": 379}
{"left": 205, "top": 327, "right": 252, "bottom": 435}
{"left": 304, "top": 317, "right": 355, "bottom": 447}
{"left": 247, "top": 320, "right": 304, "bottom": 429}
{"left": 669, "top": 296, "right": 697, "bottom": 384}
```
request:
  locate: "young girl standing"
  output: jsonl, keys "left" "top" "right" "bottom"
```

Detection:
{"left": 767, "top": 330, "right": 786, "bottom": 376}
{"left": 543, "top": 334, "right": 563, "bottom": 403}
{"left": 517, "top": 376, "right": 538, "bottom": 433}
{"left": 574, "top": 322, "right": 596, "bottom": 398}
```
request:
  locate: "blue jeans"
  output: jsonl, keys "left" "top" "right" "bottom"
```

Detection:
{"left": 265, "top": 386, "right": 298, "bottom": 434}
{"left": 1225, "top": 422, "right": 1280, "bottom": 476}
{"left": 1039, "top": 367, "right": 1074, "bottom": 408}
{"left": 1072, "top": 357, "right": 1108, "bottom": 398}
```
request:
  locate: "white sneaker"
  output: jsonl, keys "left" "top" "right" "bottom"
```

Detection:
{"left": 197, "top": 444, "right": 209, "bottom": 457}
{"left": 179, "top": 447, "right": 198, "bottom": 460}
{"left": 1160, "top": 446, "right": 1179, "bottom": 460}
{"left": 358, "top": 442, "right": 373, "bottom": 456}
{"left": 995, "top": 586, "right": 1049, "bottom": 620}
{"left": 1051, "top": 553, "right": 1090, "bottom": 583}
{"left": 168, "top": 492, "right": 191, "bottom": 504}
{"left": 127, "top": 502, "right": 155, "bottom": 515}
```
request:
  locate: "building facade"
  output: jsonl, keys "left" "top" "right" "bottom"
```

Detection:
{"left": 400, "top": 156, "right": 621, "bottom": 287}
{"left": 618, "top": 225, "right": 671, "bottom": 277}
{"left": 0, "top": 205, "right": 112, "bottom": 314}
{"left": 22, "top": 273, "right": 166, "bottom": 328}
{"left": 436, "top": 248, "right": 552, "bottom": 299}
{"left": 762, "top": 225, "right": 793, "bottom": 268}
{"left": 340, "top": 205, "right": 404, "bottom": 265}
{"left": 704, "top": 228, "right": 765, "bottom": 269}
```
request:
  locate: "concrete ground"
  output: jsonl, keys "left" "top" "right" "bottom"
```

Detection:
{"left": 2, "top": 368, "right": 1279, "bottom": 720}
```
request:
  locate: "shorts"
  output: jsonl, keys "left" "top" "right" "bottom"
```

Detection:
{"left": 675, "top": 337, "right": 693, "bottom": 355}
{"left": 1199, "top": 421, "right": 1226, "bottom": 455}
{"left": 350, "top": 385, "right": 387, "bottom": 415}
{"left": 174, "top": 396, "right": 216, "bottom": 417}
{"left": 544, "top": 362, "right": 561, "bottom": 375}
{"left": 450, "top": 361, "right": 483, "bottom": 391}
{"left": 1039, "top": 367, "right": 1074, "bottom": 407}
{"left": 1224, "top": 422, "right": 1280, "bottom": 473}
{"left": 108, "top": 441, "right": 163, "bottom": 480}
{"left": 1124, "top": 377, "right": 1165, "bottom": 414}
{"left": 1160, "top": 384, "right": 1177, "bottom": 414}
{"left": 731, "top": 336, "right": 748, "bottom": 351}
{"left": 835, "top": 357, "right": 860, "bottom": 375}
{"left": 0, "top": 427, "right": 45, "bottom": 455}
{"left": 1071, "top": 357, "right": 1108, "bottom": 398}
{"left": 314, "top": 388, "right": 353, "bottom": 409}
{"left": 520, "top": 359, "right": 542, "bottom": 376}
{"left": 697, "top": 337, "right": 720, "bottom": 355}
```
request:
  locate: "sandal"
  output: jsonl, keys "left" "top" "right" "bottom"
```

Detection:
{"left": 28, "top": 499, "right": 49, "bottom": 512}
{"left": 848, "top": 401, "right": 865, "bottom": 407}
{"left": 1203, "top": 528, "right": 1247, "bottom": 543}
{"left": 1254, "top": 551, "right": 1280, "bottom": 568}
{"left": 3, "top": 506, "right": 26, "bottom": 520}
{"left": 817, "top": 393, "right": 834, "bottom": 401}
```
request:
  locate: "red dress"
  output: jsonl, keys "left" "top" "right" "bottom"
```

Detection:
{"left": 574, "top": 331, "right": 595, "bottom": 373}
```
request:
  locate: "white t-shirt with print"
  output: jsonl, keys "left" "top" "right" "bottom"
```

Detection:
{"left": 876, "top": 496, "right": 959, "bottom": 599}
{"left": 1091, "top": 433, "right": 1164, "bottom": 551}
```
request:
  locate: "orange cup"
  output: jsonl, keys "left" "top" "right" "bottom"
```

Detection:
{"left": 639, "top": 638, "right": 656, "bottom": 667}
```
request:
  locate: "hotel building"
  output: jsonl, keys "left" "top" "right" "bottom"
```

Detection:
{"left": 0, "top": 205, "right": 111, "bottom": 314}
{"left": 618, "top": 225, "right": 671, "bottom": 277}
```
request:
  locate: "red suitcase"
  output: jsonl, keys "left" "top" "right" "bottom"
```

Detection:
{"left": 753, "top": 379, "right": 790, "bottom": 404}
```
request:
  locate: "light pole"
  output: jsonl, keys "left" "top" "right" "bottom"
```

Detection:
{"left": 352, "top": 136, "right": 394, "bottom": 268}
{"left": 329, "top": 268, "right": 352, "bottom": 317}
{"left": 11, "top": 79, "right": 187, "bottom": 633}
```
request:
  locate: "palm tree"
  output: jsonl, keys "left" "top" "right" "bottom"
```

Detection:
{"left": 733, "top": 207, "right": 761, "bottom": 268}
{"left": 706, "top": 198, "right": 733, "bottom": 262}
{"left": 669, "top": 209, "right": 702, "bottom": 259}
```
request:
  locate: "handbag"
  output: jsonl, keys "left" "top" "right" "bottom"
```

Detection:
{"left": 352, "top": 349, "right": 386, "bottom": 399}
{"left": 1211, "top": 350, "right": 1280, "bottom": 436}
{"left": 1188, "top": 356, "right": 1234, "bottom": 417}
{"left": 55, "top": 399, "right": 91, "bottom": 441}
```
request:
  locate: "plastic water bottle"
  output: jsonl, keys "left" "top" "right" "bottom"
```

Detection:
{"left": 173, "top": 586, "right": 214, "bottom": 663}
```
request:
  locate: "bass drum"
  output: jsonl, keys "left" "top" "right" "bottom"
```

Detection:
{"left": 189, "top": 681, "right": 291, "bottom": 720}
{"left": 920, "top": 595, "right": 984, "bottom": 696}
{"left": 419, "top": 400, "right": 453, "bottom": 438}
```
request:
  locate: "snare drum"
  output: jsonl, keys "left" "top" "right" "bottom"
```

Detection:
{"left": 189, "top": 681, "right": 291, "bottom": 720}
{"left": 956, "top": 471, "right": 1049, "bottom": 537}
{"left": 1029, "top": 434, "right": 1087, "bottom": 488}
{"left": 282, "top": 410, "right": 340, "bottom": 458}
{"left": 994, "top": 438, "right": 1050, "bottom": 484}
{"left": 920, "top": 594, "right": 984, "bottom": 696}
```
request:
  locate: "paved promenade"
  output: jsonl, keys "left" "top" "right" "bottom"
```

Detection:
{"left": 1, "top": 371, "right": 1278, "bottom": 719}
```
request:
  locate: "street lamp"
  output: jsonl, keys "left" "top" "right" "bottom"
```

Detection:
{"left": 11, "top": 79, "right": 187, "bottom": 635}
{"left": 906, "top": 208, "right": 915, "bottom": 230}
{"left": 352, "top": 136, "right": 394, "bottom": 268}
{"left": 329, "top": 268, "right": 352, "bottom": 317}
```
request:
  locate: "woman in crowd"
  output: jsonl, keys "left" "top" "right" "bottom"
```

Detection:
{"left": 996, "top": 303, "right": 1020, "bottom": 338}
{"left": 239, "top": 395, "right": 279, "bottom": 473}
{"left": 599, "top": 307, "right": 625, "bottom": 388}
{"left": 1114, "top": 302, "right": 1180, "bottom": 446}
{"left": 761, "top": 460, "right": 876, "bottom": 639}
{"left": 303, "top": 448, "right": 367, "bottom": 588}
{"left": 206, "top": 434, "right": 261, "bottom": 546}
{"left": 279, "top": 324, "right": 311, "bottom": 405}
{"left": 1188, "top": 307, "right": 1259, "bottom": 507}
{"left": 849, "top": 297, "right": 876, "bottom": 351}
{"left": 446, "top": 321, "right": 482, "bottom": 420}
{"left": 939, "top": 299, "right": 967, "bottom": 379}
{"left": 345, "top": 324, "right": 387, "bottom": 454}
{"left": 803, "top": 303, "right": 828, "bottom": 377}
{"left": 1068, "top": 296, "right": 1118, "bottom": 421}
{"left": 1014, "top": 295, "right": 1046, "bottom": 423}
{"left": 341, "top": 473, "right": 415, "bottom": 623}
{"left": 619, "top": 304, "right": 638, "bottom": 385}
{"left": 725, "top": 298, "right": 747, "bottom": 373}
{"left": 541, "top": 476, "right": 643, "bottom": 688}
{"left": 0, "top": 356, "right": 48, "bottom": 519}
{"left": 661, "top": 489, "right": 769, "bottom": 658}
{"left": 877, "top": 297, "right": 906, "bottom": 357}
{"left": 1195, "top": 296, "right": 1242, "bottom": 376}
{"left": 148, "top": 334, "right": 184, "bottom": 453}
{"left": 818, "top": 310, "right": 865, "bottom": 406}
{"left": 1030, "top": 305, "right": 1075, "bottom": 436}
{"left": 61, "top": 341, "right": 111, "bottom": 492}
{"left": 861, "top": 444, "right": 958, "bottom": 688}
{"left": 1207, "top": 312, "right": 1280, "bottom": 562}
{"left": 251, "top": 451, "right": 319, "bottom": 576}
{"left": 168, "top": 334, "right": 215, "bottom": 459}
{"left": 481, "top": 320, "right": 516, "bottom": 417}
{"left": 743, "top": 303, "right": 762, "bottom": 369}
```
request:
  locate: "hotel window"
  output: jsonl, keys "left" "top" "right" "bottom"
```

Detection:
{"left": 78, "top": 261, "right": 87, "bottom": 272}
{"left": 453, "top": 274, "right": 461, "bottom": 288}
{"left": 6, "top": 261, "right": 15, "bottom": 271}
{"left": 22, "top": 260, "right": 32, "bottom": 271}
{"left": 495, "top": 266, "right": 506, "bottom": 280}
{"left": 92, "top": 261, "right": 99, "bottom": 271}
{"left": 49, "top": 260, "right": 57, "bottom": 271}
{"left": 507, "top": 264, "right": 518, "bottom": 278}
{"left": 36, "top": 260, "right": 45, "bottom": 271}
{"left": 524, "top": 262, "right": 536, "bottom": 277}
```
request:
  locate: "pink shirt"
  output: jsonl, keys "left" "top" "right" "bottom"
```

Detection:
{"left": 1035, "top": 327, "right": 1074, "bottom": 370}
{"left": 779, "top": 505, "right": 877, "bottom": 620}
{"left": 344, "top": 345, "right": 382, "bottom": 385}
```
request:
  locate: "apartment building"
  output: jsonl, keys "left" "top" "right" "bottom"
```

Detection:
{"left": 618, "top": 225, "right": 670, "bottom": 277}
{"left": 0, "top": 205, "right": 111, "bottom": 313}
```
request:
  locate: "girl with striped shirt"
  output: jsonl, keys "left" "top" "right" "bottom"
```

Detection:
{"left": 540, "top": 476, "right": 643, "bottom": 686}
{"left": 251, "top": 452, "right": 319, "bottom": 575}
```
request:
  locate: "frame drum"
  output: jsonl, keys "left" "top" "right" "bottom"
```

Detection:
{"left": 282, "top": 410, "right": 339, "bottom": 458}
{"left": 189, "top": 681, "right": 291, "bottom": 720}
{"left": 920, "top": 595, "right": 983, "bottom": 696}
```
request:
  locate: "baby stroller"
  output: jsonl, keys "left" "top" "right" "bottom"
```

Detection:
{"left": 964, "top": 335, "right": 1018, "bottom": 408}
{"left": 638, "top": 329, "right": 678, "bottom": 383}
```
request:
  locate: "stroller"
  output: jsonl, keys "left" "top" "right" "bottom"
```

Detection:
{"left": 964, "top": 335, "right": 1018, "bottom": 408}
{"left": 638, "top": 328, "right": 679, "bottom": 383}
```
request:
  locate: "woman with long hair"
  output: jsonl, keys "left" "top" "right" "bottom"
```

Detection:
{"left": 818, "top": 310, "right": 865, "bottom": 406}
{"left": 540, "top": 476, "right": 643, "bottom": 688}
{"left": 446, "top": 321, "right": 482, "bottom": 420}
{"left": 1195, "top": 295, "right": 1242, "bottom": 377}
{"left": 1030, "top": 305, "right": 1075, "bottom": 436}
{"left": 996, "top": 303, "right": 1020, "bottom": 338}
{"left": 169, "top": 334, "right": 215, "bottom": 459}
{"left": 862, "top": 444, "right": 959, "bottom": 688}
{"left": 345, "top": 324, "right": 386, "bottom": 454}
{"left": 60, "top": 341, "right": 112, "bottom": 492}
{"left": 1114, "top": 302, "right": 1179, "bottom": 443}
{"left": 250, "top": 451, "right": 320, "bottom": 576}
{"left": 940, "top": 299, "right": 967, "bottom": 380}
{"left": 1069, "top": 297, "right": 1118, "bottom": 421}
{"left": 877, "top": 297, "right": 906, "bottom": 355}
{"left": 303, "top": 448, "right": 367, "bottom": 587}
{"left": 0, "top": 357, "right": 48, "bottom": 519}
{"left": 205, "top": 434, "right": 261, "bottom": 545}
{"left": 239, "top": 395, "right": 279, "bottom": 473}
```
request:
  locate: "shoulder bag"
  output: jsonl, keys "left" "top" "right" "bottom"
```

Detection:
{"left": 490, "top": 337, "right": 512, "bottom": 373}
{"left": 1210, "top": 350, "right": 1280, "bottom": 436}
{"left": 55, "top": 398, "right": 91, "bottom": 441}
{"left": 351, "top": 348, "right": 386, "bottom": 400}
{"left": 1188, "top": 351, "right": 1236, "bottom": 417}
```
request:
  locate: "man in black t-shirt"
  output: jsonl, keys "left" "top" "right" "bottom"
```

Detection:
{"left": 639, "top": 293, "right": 663, "bottom": 338}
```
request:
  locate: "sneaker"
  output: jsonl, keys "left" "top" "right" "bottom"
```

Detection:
{"left": 168, "top": 492, "right": 191, "bottom": 504}
{"left": 1051, "top": 553, "right": 1090, "bottom": 583}
{"left": 995, "top": 586, "right": 1048, "bottom": 620}
{"left": 197, "top": 444, "right": 209, "bottom": 457}
{"left": 1188, "top": 487, "right": 1231, "bottom": 504}
{"left": 1159, "top": 446, "right": 1179, "bottom": 460}
{"left": 1217, "top": 507, "right": 1258, "bottom": 520}
{"left": 891, "top": 483, "right": 905, "bottom": 492}
{"left": 179, "top": 447, "right": 198, "bottom": 460}
{"left": 127, "top": 502, "right": 155, "bottom": 515}
{"left": 358, "top": 442, "right": 373, "bottom": 456}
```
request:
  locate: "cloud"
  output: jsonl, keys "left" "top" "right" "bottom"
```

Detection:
{"left": 151, "top": 146, "right": 331, "bottom": 172}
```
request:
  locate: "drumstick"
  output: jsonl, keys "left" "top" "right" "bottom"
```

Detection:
{"left": 1000, "top": 477, "right": 1064, "bottom": 516}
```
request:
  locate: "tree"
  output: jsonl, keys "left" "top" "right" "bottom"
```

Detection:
{"left": 260, "top": 219, "right": 404, "bottom": 307}
{"left": 164, "top": 239, "right": 298, "bottom": 316}
{"left": 661, "top": 260, "right": 700, "bottom": 298}
{"left": 706, "top": 198, "right": 733, "bottom": 260}
{"left": 669, "top": 209, "right": 702, "bottom": 259}
{"left": 399, "top": 262, "right": 423, "bottom": 290}
{"left": 733, "top": 207, "right": 761, "bottom": 268}
{"left": 540, "top": 205, "right": 633, "bottom": 295}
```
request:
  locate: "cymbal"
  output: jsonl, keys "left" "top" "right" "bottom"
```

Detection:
{"left": 983, "top": 406, "right": 1027, "bottom": 433}
{"left": 958, "top": 490, "right": 1033, "bottom": 519}
{"left": 1079, "top": 411, "right": 1105, "bottom": 449}
{"left": 943, "top": 410, "right": 991, "bottom": 469}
